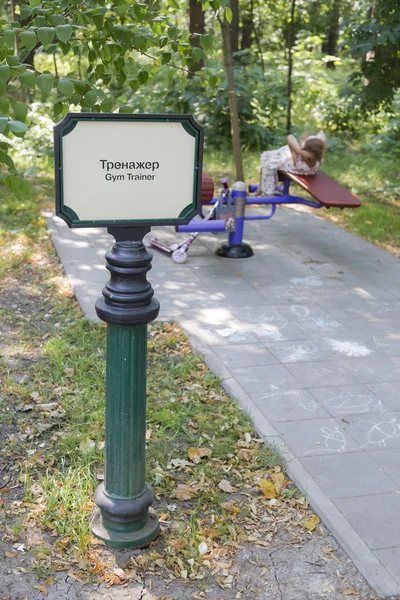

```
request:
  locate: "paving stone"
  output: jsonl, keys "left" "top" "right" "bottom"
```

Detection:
{"left": 76, "top": 264, "right": 108, "bottom": 284}
{"left": 338, "top": 412, "right": 400, "bottom": 451}
{"left": 265, "top": 339, "right": 333, "bottom": 363}
{"left": 254, "top": 320, "right": 309, "bottom": 343}
{"left": 319, "top": 335, "right": 379, "bottom": 359}
{"left": 250, "top": 389, "right": 330, "bottom": 422}
{"left": 321, "top": 296, "right": 400, "bottom": 322}
{"left": 308, "top": 384, "right": 391, "bottom": 417}
{"left": 285, "top": 361, "right": 358, "bottom": 388}
{"left": 340, "top": 316, "right": 400, "bottom": 336}
{"left": 292, "top": 315, "right": 345, "bottom": 336}
{"left": 213, "top": 288, "right": 269, "bottom": 306}
{"left": 211, "top": 344, "right": 279, "bottom": 368}
{"left": 184, "top": 321, "right": 260, "bottom": 347}
{"left": 229, "top": 305, "right": 286, "bottom": 324}
{"left": 341, "top": 356, "right": 400, "bottom": 384}
{"left": 372, "top": 334, "right": 400, "bottom": 357}
{"left": 183, "top": 307, "right": 238, "bottom": 327}
{"left": 230, "top": 364, "right": 300, "bottom": 393}
{"left": 367, "top": 382, "right": 400, "bottom": 411}
{"left": 335, "top": 493, "right": 400, "bottom": 550}
{"left": 274, "top": 417, "right": 361, "bottom": 457}
{"left": 369, "top": 448, "right": 400, "bottom": 485}
{"left": 301, "top": 452, "right": 398, "bottom": 499}
{"left": 374, "top": 547, "right": 400, "bottom": 583}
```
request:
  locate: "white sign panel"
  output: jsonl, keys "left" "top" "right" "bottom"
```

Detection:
{"left": 54, "top": 114, "right": 203, "bottom": 227}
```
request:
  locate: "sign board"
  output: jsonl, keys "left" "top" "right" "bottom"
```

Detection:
{"left": 54, "top": 113, "right": 204, "bottom": 228}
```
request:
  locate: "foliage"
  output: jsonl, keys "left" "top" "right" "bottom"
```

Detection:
{"left": 0, "top": 0, "right": 232, "bottom": 190}
{"left": 0, "top": 0, "right": 398, "bottom": 184}
{"left": 345, "top": 0, "right": 400, "bottom": 110}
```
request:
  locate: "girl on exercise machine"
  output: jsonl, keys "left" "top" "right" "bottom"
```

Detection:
{"left": 260, "top": 131, "right": 327, "bottom": 195}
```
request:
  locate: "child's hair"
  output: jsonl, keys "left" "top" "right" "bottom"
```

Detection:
{"left": 302, "top": 137, "right": 325, "bottom": 168}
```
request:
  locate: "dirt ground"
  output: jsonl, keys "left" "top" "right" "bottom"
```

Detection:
{"left": 0, "top": 532, "right": 384, "bottom": 600}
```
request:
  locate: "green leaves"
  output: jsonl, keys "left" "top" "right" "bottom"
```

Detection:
{"left": 20, "top": 31, "right": 38, "bottom": 51}
{"left": 37, "top": 27, "right": 55, "bottom": 47}
{"left": 8, "top": 120, "right": 28, "bottom": 134}
{"left": 0, "top": 96, "right": 9, "bottom": 114}
{"left": 200, "top": 34, "right": 213, "bottom": 51}
{"left": 82, "top": 90, "right": 98, "bottom": 107}
{"left": 0, "top": 65, "right": 11, "bottom": 82}
{"left": 58, "top": 78, "right": 74, "bottom": 97}
{"left": 3, "top": 30, "right": 15, "bottom": 50}
{"left": 36, "top": 73, "right": 54, "bottom": 94}
{"left": 55, "top": 24, "right": 73, "bottom": 43}
{"left": 0, "top": 118, "right": 8, "bottom": 134}
{"left": 24, "top": 166, "right": 39, "bottom": 178}
{"left": 19, "top": 71, "right": 36, "bottom": 89}
{"left": 13, "top": 102, "right": 28, "bottom": 122}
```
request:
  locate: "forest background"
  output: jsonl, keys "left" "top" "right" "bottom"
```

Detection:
{"left": 0, "top": 0, "right": 399, "bottom": 246}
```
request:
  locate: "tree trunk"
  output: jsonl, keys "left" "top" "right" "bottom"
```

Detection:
{"left": 241, "top": 10, "right": 253, "bottom": 51}
{"left": 188, "top": 0, "right": 205, "bottom": 77}
{"left": 326, "top": 0, "right": 341, "bottom": 69}
{"left": 220, "top": 16, "right": 244, "bottom": 182}
{"left": 229, "top": 0, "right": 239, "bottom": 55}
{"left": 286, "top": 0, "right": 296, "bottom": 133}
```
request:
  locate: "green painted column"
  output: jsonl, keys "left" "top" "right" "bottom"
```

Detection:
{"left": 90, "top": 227, "right": 160, "bottom": 548}
{"left": 105, "top": 325, "right": 147, "bottom": 502}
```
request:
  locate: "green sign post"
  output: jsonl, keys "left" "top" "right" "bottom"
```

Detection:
{"left": 54, "top": 113, "right": 203, "bottom": 548}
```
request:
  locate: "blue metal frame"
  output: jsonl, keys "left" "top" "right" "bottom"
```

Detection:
{"left": 177, "top": 175, "right": 323, "bottom": 236}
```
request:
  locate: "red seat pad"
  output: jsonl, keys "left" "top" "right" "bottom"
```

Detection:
{"left": 201, "top": 174, "right": 215, "bottom": 205}
{"left": 280, "top": 170, "right": 361, "bottom": 208}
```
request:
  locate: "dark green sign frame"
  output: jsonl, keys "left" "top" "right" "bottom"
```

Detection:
{"left": 54, "top": 112, "right": 204, "bottom": 229}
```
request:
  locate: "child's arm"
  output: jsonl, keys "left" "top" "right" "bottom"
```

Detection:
{"left": 287, "top": 134, "right": 312, "bottom": 165}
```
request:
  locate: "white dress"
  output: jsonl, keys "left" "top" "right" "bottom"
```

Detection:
{"left": 260, "top": 136, "right": 322, "bottom": 195}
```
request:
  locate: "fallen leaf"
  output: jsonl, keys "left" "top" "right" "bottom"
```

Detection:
{"left": 34, "top": 585, "right": 48, "bottom": 596}
{"left": 198, "top": 541, "right": 208, "bottom": 555}
{"left": 303, "top": 515, "right": 320, "bottom": 531}
{"left": 188, "top": 447, "right": 212, "bottom": 463}
{"left": 270, "top": 472, "right": 287, "bottom": 493}
{"left": 175, "top": 484, "right": 198, "bottom": 501}
{"left": 5, "top": 552, "right": 17, "bottom": 558}
{"left": 221, "top": 502, "right": 240, "bottom": 514}
{"left": 218, "top": 479, "right": 234, "bottom": 493}
{"left": 343, "top": 589, "right": 359, "bottom": 596}
{"left": 64, "top": 367, "right": 74, "bottom": 375}
{"left": 259, "top": 479, "right": 276, "bottom": 499}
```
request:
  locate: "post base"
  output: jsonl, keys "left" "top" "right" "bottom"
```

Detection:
{"left": 90, "top": 509, "right": 160, "bottom": 549}
{"left": 216, "top": 242, "right": 254, "bottom": 259}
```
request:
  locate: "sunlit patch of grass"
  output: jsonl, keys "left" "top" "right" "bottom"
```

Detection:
{"left": 37, "top": 463, "right": 94, "bottom": 553}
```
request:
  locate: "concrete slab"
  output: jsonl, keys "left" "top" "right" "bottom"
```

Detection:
{"left": 46, "top": 207, "right": 400, "bottom": 598}
{"left": 301, "top": 451, "right": 399, "bottom": 498}
{"left": 335, "top": 493, "right": 400, "bottom": 550}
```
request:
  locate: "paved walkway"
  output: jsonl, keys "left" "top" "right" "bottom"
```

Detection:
{"left": 47, "top": 206, "right": 400, "bottom": 599}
